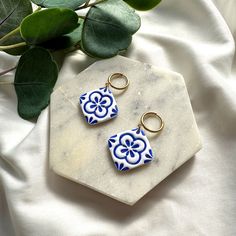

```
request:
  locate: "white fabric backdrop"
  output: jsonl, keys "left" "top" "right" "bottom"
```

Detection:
{"left": 1, "top": 0, "right": 236, "bottom": 235}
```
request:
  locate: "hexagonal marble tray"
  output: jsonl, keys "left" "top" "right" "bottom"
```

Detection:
{"left": 49, "top": 56, "right": 202, "bottom": 205}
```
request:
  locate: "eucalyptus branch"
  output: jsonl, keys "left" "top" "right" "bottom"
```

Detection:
{"left": 76, "top": 0, "right": 106, "bottom": 10}
{"left": 0, "top": 42, "right": 26, "bottom": 51}
{"left": 0, "top": 0, "right": 151, "bottom": 120}
{"left": 0, "top": 66, "right": 17, "bottom": 77}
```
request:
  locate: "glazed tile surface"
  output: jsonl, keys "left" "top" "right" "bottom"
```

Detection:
{"left": 79, "top": 87, "right": 118, "bottom": 125}
{"left": 108, "top": 128, "right": 153, "bottom": 171}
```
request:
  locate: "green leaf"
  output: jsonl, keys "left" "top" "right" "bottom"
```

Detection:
{"left": 20, "top": 8, "right": 79, "bottom": 45}
{"left": 0, "top": 0, "right": 32, "bottom": 55}
{"left": 81, "top": 0, "right": 141, "bottom": 58}
{"left": 14, "top": 47, "right": 58, "bottom": 120}
{"left": 41, "top": 19, "right": 84, "bottom": 50}
{"left": 123, "top": 0, "right": 161, "bottom": 11}
{"left": 64, "top": 18, "right": 84, "bottom": 46}
{"left": 31, "top": 0, "right": 88, "bottom": 10}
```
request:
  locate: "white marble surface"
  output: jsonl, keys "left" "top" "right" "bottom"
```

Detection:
{"left": 49, "top": 56, "right": 202, "bottom": 205}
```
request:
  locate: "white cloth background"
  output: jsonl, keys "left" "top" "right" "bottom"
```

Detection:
{"left": 1, "top": 0, "right": 236, "bottom": 235}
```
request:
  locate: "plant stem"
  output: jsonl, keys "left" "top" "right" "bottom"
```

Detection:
{"left": 0, "top": 66, "right": 17, "bottom": 77}
{"left": 0, "top": 27, "right": 20, "bottom": 43}
{"left": 76, "top": 0, "right": 106, "bottom": 10}
{"left": 0, "top": 42, "right": 26, "bottom": 51}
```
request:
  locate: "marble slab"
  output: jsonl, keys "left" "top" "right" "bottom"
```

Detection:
{"left": 49, "top": 56, "right": 202, "bottom": 205}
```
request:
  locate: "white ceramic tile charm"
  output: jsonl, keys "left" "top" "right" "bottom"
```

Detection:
{"left": 80, "top": 87, "right": 118, "bottom": 125}
{"left": 108, "top": 112, "right": 164, "bottom": 172}
{"left": 108, "top": 128, "right": 154, "bottom": 171}
{"left": 79, "top": 73, "right": 129, "bottom": 125}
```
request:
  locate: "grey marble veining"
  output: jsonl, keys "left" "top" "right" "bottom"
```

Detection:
{"left": 49, "top": 56, "right": 202, "bottom": 205}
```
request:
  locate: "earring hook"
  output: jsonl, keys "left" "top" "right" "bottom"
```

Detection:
{"left": 139, "top": 112, "right": 164, "bottom": 133}
{"left": 106, "top": 73, "right": 129, "bottom": 90}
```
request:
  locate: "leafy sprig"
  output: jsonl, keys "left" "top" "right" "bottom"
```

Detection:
{"left": 0, "top": 0, "right": 161, "bottom": 120}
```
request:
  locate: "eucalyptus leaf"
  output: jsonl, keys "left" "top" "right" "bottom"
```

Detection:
{"left": 65, "top": 18, "right": 84, "bottom": 46}
{"left": 20, "top": 8, "right": 79, "bottom": 45}
{"left": 31, "top": 0, "right": 88, "bottom": 10}
{"left": 81, "top": 0, "right": 141, "bottom": 58}
{"left": 0, "top": 0, "right": 32, "bottom": 55}
{"left": 124, "top": 0, "right": 161, "bottom": 11}
{"left": 41, "top": 19, "right": 84, "bottom": 50}
{"left": 14, "top": 47, "right": 58, "bottom": 119}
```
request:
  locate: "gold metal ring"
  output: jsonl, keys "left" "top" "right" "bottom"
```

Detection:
{"left": 107, "top": 73, "right": 129, "bottom": 90}
{"left": 140, "top": 112, "right": 164, "bottom": 133}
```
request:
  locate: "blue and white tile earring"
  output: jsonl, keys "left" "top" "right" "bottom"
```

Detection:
{"left": 108, "top": 112, "right": 164, "bottom": 172}
{"left": 79, "top": 73, "right": 129, "bottom": 125}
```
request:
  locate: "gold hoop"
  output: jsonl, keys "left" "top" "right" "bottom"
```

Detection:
{"left": 106, "top": 73, "right": 129, "bottom": 90}
{"left": 140, "top": 112, "right": 164, "bottom": 133}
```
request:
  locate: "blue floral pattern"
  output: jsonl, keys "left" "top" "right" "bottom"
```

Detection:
{"left": 79, "top": 87, "right": 118, "bottom": 125}
{"left": 108, "top": 128, "right": 154, "bottom": 171}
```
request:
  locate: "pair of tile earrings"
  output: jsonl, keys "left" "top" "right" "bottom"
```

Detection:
{"left": 79, "top": 73, "right": 164, "bottom": 172}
